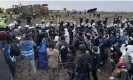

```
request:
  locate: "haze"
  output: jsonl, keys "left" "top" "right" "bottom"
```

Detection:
{"left": 0, "top": 1, "right": 133, "bottom": 12}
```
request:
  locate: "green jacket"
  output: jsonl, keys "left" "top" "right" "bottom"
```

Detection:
{"left": 112, "top": 68, "right": 130, "bottom": 80}
{"left": 0, "top": 22, "right": 7, "bottom": 28}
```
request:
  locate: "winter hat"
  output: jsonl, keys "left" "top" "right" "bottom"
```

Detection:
{"left": 79, "top": 44, "right": 86, "bottom": 53}
{"left": 92, "top": 46, "right": 98, "bottom": 52}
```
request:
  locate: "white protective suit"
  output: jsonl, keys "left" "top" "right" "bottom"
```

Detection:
{"left": 64, "top": 28, "right": 70, "bottom": 44}
{"left": 126, "top": 45, "right": 133, "bottom": 55}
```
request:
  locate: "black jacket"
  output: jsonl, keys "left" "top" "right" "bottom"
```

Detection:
{"left": 76, "top": 53, "right": 91, "bottom": 73}
{"left": 91, "top": 53, "right": 100, "bottom": 70}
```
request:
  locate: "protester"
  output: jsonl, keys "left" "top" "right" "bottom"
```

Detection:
{"left": 19, "top": 34, "right": 36, "bottom": 73}
{"left": 109, "top": 56, "right": 131, "bottom": 80}
{"left": 27, "top": 16, "right": 32, "bottom": 25}
{"left": 42, "top": 17, "right": 46, "bottom": 24}
{"left": 47, "top": 42, "right": 61, "bottom": 80}
{"left": 0, "top": 31, "right": 20, "bottom": 76}
{"left": 1, "top": 11, "right": 133, "bottom": 80}
{"left": 37, "top": 38, "right": 47, "bottom": 69}
{"left": 76, "top": 44, "right": 91, "bottom": 80}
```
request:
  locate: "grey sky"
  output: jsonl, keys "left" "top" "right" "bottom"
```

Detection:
{"left": 0, "top": 1, "right": 133, "bottom": 12}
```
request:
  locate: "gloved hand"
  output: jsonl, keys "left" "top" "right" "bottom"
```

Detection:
{"left": 97, "top": 69, "right": 100, "bottom": 73}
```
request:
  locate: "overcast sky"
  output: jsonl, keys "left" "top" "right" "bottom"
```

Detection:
{"left": 0, "top": 1, "right": 133, "bottom": 12}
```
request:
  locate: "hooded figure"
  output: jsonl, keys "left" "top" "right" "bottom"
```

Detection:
{"left": 92, "top": 23, "right": 96, "bottom": 31}
{"left": 91, "top": 46, "right": 100, "bottom": 80}
{"left": 76, "top": 44, "right": 91, "bottom": 80}
{"left": 37, "top": 39, "right": 47, "bottom": 69}
{"left": 124, "top": 45, "right": 133, "bottom": 55}
{"left": 54, "top": 34, "right": 59, "bottom": 44}
{"left": 64, "top": 28, "right": 70, "bottom": 44}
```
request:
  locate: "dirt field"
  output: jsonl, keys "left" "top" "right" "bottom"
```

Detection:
{"left": 12, "top": 12, "right": 133, "bottom": 80}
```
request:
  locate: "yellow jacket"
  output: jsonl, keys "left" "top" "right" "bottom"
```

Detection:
{"left": 0, "top": 22, "right": 7, "bottom": 28}
{"left": 42, "top": 18, "right": 46, "bottom": 22}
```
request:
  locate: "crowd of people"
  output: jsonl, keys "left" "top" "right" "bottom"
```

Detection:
{"left": 0, "top": 13, "right": 133, "bottom": 80}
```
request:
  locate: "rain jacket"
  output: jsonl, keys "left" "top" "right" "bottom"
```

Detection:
{"left": 64, "top": 28, "right": 70, "bottom": 44}
{"left": 37, "top": 39, "right": 47, "bottom": 69}
{"left": 20, "top": 40, "right": 36, "bottom": 59}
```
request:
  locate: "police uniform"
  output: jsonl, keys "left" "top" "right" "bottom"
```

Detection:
{"left": 42, "top": 18, "right": 46, "bottom": 24}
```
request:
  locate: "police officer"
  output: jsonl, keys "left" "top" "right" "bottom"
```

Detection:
{"left": 10, "top": 12, "right": 13, "bottom": 20}
{"left": 42, "top": 17, "right": 46, "bottom": 24}
{"left": 27, "top": 16, "right": 32, "bottom": 25}
{"left": 0, "top": 21, "right": 7, "bottom": 31}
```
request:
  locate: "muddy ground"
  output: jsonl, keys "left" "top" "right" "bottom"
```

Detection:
{"left": 11, "top": 12, "right": 133, "bottom": 80}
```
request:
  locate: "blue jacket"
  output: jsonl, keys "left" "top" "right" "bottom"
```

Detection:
{"left": 121, "top": 35, "right": 128, "bottom": 44}
{"left": 98, "top": 37, "right": 104, "bottom": 47}
{"left": 109, "top": 34, "right": 115, "bottom": 45}
{"left": 20, "top": 40, "right": 36, "bottom": 57}
{"left": 37, "top": 39, "right": 47, "bottom": 69}
{"left": 38, "top": 39, "right": 47, "bottom": 54}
